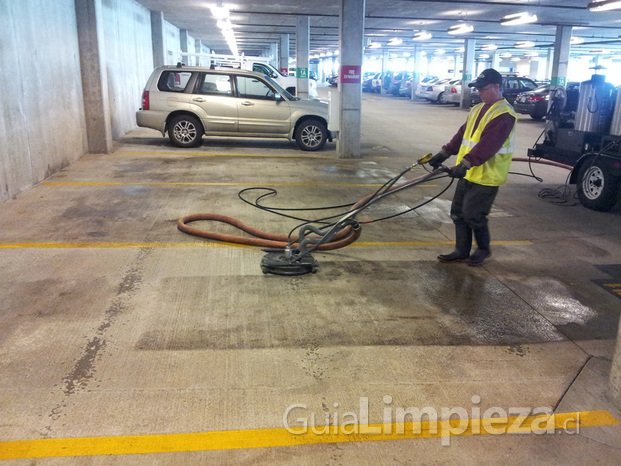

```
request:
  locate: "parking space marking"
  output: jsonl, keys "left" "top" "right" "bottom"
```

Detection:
{"left": 116, "top": 151, "right": 334, "bottom": 159}
{"left": 0, "top": 410, "right": 616, "bottom": 460}
{"left": 0, "top": 241, "right": 532, "bottom": 249}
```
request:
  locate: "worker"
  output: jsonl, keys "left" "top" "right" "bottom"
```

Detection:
{"left": 427, "top": 68, "right": 516, "bottom": 266}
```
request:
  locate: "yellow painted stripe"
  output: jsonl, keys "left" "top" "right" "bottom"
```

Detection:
{"left": 117, "top": 150, "right": 333, "bottom": 159}
{"left": 0, "top": 411, "right": 616, "bottom": 460}
{"left": 42, "top": 181, "right": 439, "bottom": 188}
{"left": 0, "top": 241, "right": 532, "bottom": 249}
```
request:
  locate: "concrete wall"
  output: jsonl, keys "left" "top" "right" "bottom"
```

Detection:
{"left": 0, "top": 0, "right": 87, "bottom": 202}
{"left": 0, "top": 0, "right": 176, "bottom": 203}
{"left": 101, "top": 0, "right": 153, "bottom": 140}
{"left": 164, "top": 21, "right": 180, "bottom": 65}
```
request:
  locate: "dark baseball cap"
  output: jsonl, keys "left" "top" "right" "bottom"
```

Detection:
{"left": 468, "top": 68, "right": 502, "bottom": 89}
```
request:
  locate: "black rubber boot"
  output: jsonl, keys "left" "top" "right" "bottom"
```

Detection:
{"left": 467, "top": 226, "right": 491, "bottom": 266}
{"left": 437, "top": 223, "right": 472, "bottom": 263}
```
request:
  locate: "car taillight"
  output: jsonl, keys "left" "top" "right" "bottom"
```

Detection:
{"left": 451, "top": 87, "right": 457, "bottom": 93}
{"left": 142, "top": 90, "right": 149, "bottom": 110}
{"left": 528, "top": 96, "right": 545, "bottom": 103}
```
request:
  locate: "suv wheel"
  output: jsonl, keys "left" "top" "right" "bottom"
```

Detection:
{"left": 168, "top": 115, "right": 203, "bottom": 148}
{"left": 576, "top": 157, "right": 620, "bottom": 211}
{"left": 295, "top": 119, "right": 327, "bottom": 151}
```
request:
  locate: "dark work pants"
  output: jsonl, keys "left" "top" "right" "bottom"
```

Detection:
{"left": 450, "top": 178, "right": 498, "bottom": 254}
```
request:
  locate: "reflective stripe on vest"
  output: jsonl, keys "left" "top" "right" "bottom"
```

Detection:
{"left": 455, "top": 100, "right": 516, "bottom": 186}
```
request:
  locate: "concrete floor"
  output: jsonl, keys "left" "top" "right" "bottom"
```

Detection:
{"left": 1, "top": 86, "right": 621, "bottom": 464}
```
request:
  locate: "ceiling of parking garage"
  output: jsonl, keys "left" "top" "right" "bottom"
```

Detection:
{"left": 135, "top": 0, "right": 621, "bottom": 60}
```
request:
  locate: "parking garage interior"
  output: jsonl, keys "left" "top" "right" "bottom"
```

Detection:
{"left": 1, "top": 0, "right": 621, "bottom": 463}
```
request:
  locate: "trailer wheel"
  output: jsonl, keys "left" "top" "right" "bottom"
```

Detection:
{"left": 576, "top": 158, "right": 620, "bottom": 211}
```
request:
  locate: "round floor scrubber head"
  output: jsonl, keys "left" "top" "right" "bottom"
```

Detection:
{"left": 260, "top": 251, "right": 318, "bottom": 276}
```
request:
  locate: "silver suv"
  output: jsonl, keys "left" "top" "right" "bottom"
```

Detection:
{"left": 136, "top": 66, "right": 332, "bottom": 151}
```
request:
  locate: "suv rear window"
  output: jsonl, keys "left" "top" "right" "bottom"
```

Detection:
{"left": 157, "top": 71, "right": 193, "bottom": 92}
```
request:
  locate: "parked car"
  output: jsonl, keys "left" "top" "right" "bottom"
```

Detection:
{"left": 370, "top": 73, "right": 383, "bottom": 93}
{"left": 414, "top": 76, "right": 439, "bottom": 99}
{"left": 328, "top": 74, "right": 339, "bottom": 86}
{"left": 363, "top": 72, "right": 380, "bottom": 92}
{"left": 443, "top": 80, "right": 463, "bottom": 106}
{"left": 136, "top": 66, "right": 332, "bottom": 151}
{"left": 388, "top": 72, "right": 411, "bottom": 96}
{"left": 514, "top": 82, "right": 579, "bottom": 119}
{"left": 471, "top": 75, "right": 538, "bottom": 106}
{"left": 418, "top": 78, "right": 453, "bottom": 103}
{"left": 399, "top": 76, "right": 413, "bottom": 97}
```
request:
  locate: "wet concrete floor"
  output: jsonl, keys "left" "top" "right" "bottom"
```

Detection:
{"left": 1, "top": 87, "right": 620, "bottom": 463}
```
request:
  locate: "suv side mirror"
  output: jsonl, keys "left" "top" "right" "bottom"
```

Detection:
{"left": 274, "top": 92, "right": 282, "bottom": 101}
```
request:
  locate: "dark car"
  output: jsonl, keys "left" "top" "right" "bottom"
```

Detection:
{"left": 514, "top": 82, "right": 579, "bottom": 120}
{"left": 363, "top": 72, "right": 380, "bottom": 92}
{"left": 513, "top": 85, "right": 551, "bottom": 120}
{"left": 471, "top": 76, "right": 538, "bottom": 106}
{"left": 327, "top": 74, "right": 339, "bottom": 86}
{"left": 388, "top": 72, "right": 411, "bottom": 96}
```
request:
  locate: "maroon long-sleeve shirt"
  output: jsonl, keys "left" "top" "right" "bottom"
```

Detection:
{"left": 442, "top": 101, "right": 516, "bottom": 167}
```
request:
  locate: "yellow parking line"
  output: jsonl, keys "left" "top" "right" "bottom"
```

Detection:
{"left": 42, "top": 181, "right": 439, "bottom": 188}
{"left": 117, "top": 150, "right": 333, "bottom": 159}
{"left": 0, "top": 410, "right": 616, "bottom": 460}
{"left": 0, "top": 241, "right": 532, "bottom": 249}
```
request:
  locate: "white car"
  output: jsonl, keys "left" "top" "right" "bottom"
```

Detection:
{"left": 442, "top": 80, "right": 463, "bottom": 106}
{"left": 420, "top": 78, "right": 459, "bottom": 104}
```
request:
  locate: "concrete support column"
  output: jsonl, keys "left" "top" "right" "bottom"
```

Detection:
{"left": 492, "top": 52, "right": 500, "bottom": 70}
{"left": 545, "top": 48, "right": 554, "bottom": 82}
{"left": 551, "top": 25, "right": 572, "bottom": 86}
{"left": 74, "top": 0, "right": 112, "bottom": 154}
{"left": 180, "top": 29, "right": 190, "bottom": 65}
{"left": 279, "top": 34, "right": 290, "bottom": 75}
{"left": 296, "top": 16, "right": 310, "bottom": 99}
{"left": 461, "top": 38, "right": 475, "bottom": 109}
{"left": 411, "top": 45, "right": 422, "bottom": 100}
{"left": 194, "top": 39, "right": 203, "bottom": 66}
{"left": 150, "top": 10, "right": 166, "bottom": 68}
{"left": 338, "top": 0, "right": 365, "bottom": 159}
{"left": 381, "top": 49, "right": 389, "bottom": 95}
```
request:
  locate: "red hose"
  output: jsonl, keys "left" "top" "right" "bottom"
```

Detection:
{"left": 177, "top": 171, "right": 434, "bottom": 249}
{"left": 177, "top": 158, "right": 571, "bottom": 249}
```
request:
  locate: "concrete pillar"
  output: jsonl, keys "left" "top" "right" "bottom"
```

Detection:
{"left": 529, "top": 58, "right": 539, "bottom": 80}
{"left": 150, "top": 11, "right": 166, "bottom": 68}
{"left": 381, "top": 49, "right": 389, "bottom": 95}
{"left": 411, "top": 45, "right": 422, "bottom": 100}
{"left": 461, "top": 38, "right": 476, "bottom": 109}
{"left": 492, "top": 52, "right": 500, "bottom": 70}
{"left": 194, "top": 39, "right": 203, "bottom": 66}
{"left": 279, "top": 34, "right": 290, "bottom": 75}
{"left": 180, "top": 29, "right": 190, "bottom": 65}
{"left": 551, "top": 25, "right": 572, "bottom": 86}
{"left": 74, "top": 0, "right": 112, "bottom": 154}
{"left": 296, "top": 16, "right": 310, "bottom": 99}
{"left": 337, "top": 0, "right": 365, "bottom": 159}
{"left": 545, "top": 48, "right": 554, "bottom": 82}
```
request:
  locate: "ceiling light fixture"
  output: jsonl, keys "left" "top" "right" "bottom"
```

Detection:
{"left": 210, "top": 4, "right": 238, "bottom": 56}
{"left": 479, "top": 54, "right": 490, "bottom": 59}
{"left": 571, "top": 37, "right": 585, "bottom": 45}
{"left": 447, "top": 23, "right": 474, "bottom": 35}
{"left": 368, "top": 42, "right": 381, "bottom": 49}
{"left": 434, "top": 49, "right": 446, "bottom": 55}
{"left": 388, "top": 38, "right": 403, "bottom": 45}
{"left": 500, "top": 52, "right": 512, "bottom": 58}
{"left": 515, "top": 41, "right": 535, "bottom": 48}
{"left": 588, "top": 1, "right": 621, "bottom": 11}
{"left": 501, "top": 12, "right": 538, "bottom": 26}
{"left": 412, "top": 31, "right": 432, "bottom": 41}
{"left": 481, "top": 44, "right": 498, "bottom": 51}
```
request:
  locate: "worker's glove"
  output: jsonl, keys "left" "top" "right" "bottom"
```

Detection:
{"left": 428, "top": 150, "right": 450, "bottom": 169}
{"left": 447, "top": 162, "right": 469, "bottom": 179}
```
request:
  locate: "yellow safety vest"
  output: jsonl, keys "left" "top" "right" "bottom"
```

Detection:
{"left": 455, "top": 99, "right": 516, "bottom": 186}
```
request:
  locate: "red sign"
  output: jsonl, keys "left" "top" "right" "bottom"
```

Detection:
{"left": 340, "top": 65, "right": 362, "bottom": 84}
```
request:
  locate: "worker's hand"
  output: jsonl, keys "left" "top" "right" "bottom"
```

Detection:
{"left": 447, "top": 162, "right": 469, "bottom": 179}
{"left": 428, "top": 150, "right": 450, "bottom": 169}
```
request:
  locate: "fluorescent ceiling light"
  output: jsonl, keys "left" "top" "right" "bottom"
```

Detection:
{"left": 368, "top": 42, "right": 381, "bottom": 49}
{"left": 588, "top": 1, "right": 621, "bottom": 11}
{"left": 481, "top": 44, "right": 498, "bottom": 51}
{"left": 501, "top": 12, "right": 538, "bottom": 26}
{"left": 510, "top": 57, "right": 521, "bottom": 62}
{"left": 388, "top": 38, "right": 403, "bottom": 45}
{"left": 413, "top": 31, "right": 432, "bottom": 40}
{"left": 447, "top": 23, "right": 474, "bottom": 35}
{"left": 500, "top": 52, "right": 512, "bottom": 58}
{"left": 454, "top": 47, "right": 465, "bottom": 53}
{"left": 479, "top": 54, "right": 490, "bottom": 59}
{"left": 434, "top": 49, "right": 446, "bottom": 55}
{"left": 571, "top": 37, "right": 585, "bottom": 45}
{"left": 524, "top": 52, "right": 539, "bottom": 57}
{"left": 515, "top": 41, "right": 535, "bottom": 48}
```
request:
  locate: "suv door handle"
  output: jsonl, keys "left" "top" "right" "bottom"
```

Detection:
{"left": 241, "top": 101, "right": 254, "bottom": 106}
{"left": 192, "top": 97, "right": 206, "bottom": 102}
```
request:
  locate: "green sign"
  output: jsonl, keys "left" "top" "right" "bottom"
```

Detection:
{"left": 296, "top": 67, "right": 308, "bottom": 79}
{"left": 551, "top": 76, "right": 566, "bottom": 86}
{"left": 462, "top": 73, "right": 472, "bottom": 82}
